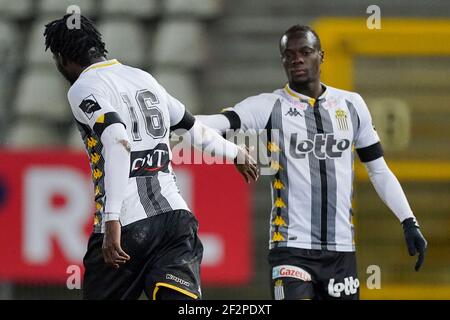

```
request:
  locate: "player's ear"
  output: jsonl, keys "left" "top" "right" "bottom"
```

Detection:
{"left": 320, "top": 50, "right": 324, "bottom": 63}
{"left": 87, "top": 47, "right": 100, "bottom": 60}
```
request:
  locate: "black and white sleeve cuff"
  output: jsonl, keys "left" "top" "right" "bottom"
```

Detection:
{"left": 171, "top": 110, "right": 196, "bottom": 131}
{"left": 93, "top": 112, "right": 126, "bottom": 137}
{"left": 356, "top": 142, "right": 384, "bottom": 163}
{"left": 221, "top": 110, "right": 241, "bottom": 130}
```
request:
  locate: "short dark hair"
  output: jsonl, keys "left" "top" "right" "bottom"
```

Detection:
{"left": 279, "top": 25, "right": 321, "bottom": 52}
{"left": 44, "top": 14, "right": 107, "bottom": 66}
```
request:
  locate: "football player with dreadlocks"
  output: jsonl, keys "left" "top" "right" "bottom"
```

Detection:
{"left": 44, "top": 14, "right": 258, "bottom": 300}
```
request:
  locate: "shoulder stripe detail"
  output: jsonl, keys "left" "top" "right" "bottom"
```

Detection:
{"left": 93, "top": 112, "right": 126, "bottom": 137}
{"left": 170, "top": 110, "right": 195, "bottom": 131}
{"left": 345, "top": 99, "right": 360, "bottom": 136}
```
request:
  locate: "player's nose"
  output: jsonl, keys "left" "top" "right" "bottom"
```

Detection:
{"left": 291, "top": 53, "right": 304, "bottom": 64}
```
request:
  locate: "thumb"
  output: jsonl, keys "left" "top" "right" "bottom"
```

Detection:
{"left": 115, "top": 243, "right": 130, "bottom": 260}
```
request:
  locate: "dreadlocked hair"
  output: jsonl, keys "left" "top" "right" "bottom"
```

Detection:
{"left": 44, "top": 14, "right": 107, "bottom": 67}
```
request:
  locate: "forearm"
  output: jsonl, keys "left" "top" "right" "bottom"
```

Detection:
{"left": 364, "top": 157, "right": 414, "bottom": 223}
{"left": 195, "top": 114, "right": 231, "bottom": 134}
{"left": 101, "top": 123, "right": 130, "bottom": 221}
{"left": 186, "top": 120, "right": 238, "bottom": 160}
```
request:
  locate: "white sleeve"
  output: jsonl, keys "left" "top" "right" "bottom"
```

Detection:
{"left": 100, "top": 123, "right": 131, "bottom": 222}
{"left": 195, "top": 114, "right": 231, "bottom": 134}
{"left": 181, "top": 120, "right": 239, "bottom": 160}
{"left": 155, "top": 82, "right": 195, "bottom": 130}
{"left": 68, "top": 81, "right": 128, "bottom": 222}
{"left": 352, "top": 93, "right": 385, "bottom": 163}
{"left": 167, "top": 92, "right": 189, "bottom": 129}
{"left": 158, "top": 80, "right": 238, "bottom": 158}
{"left": 67, "top": 82, "right": 124, "bottom": 133}
{"left": 196, "top": 94, "right": 275, "bottom": 134}
{"left": 229, "top": 94, "right": 276, "bottom": 130}
{"left": 364, "top": 157, "right": 415, "bottom": 223}
{"left": 352, "top": 93, "right": 381, "bottom": 149}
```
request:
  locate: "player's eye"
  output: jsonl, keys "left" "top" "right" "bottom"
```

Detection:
{"left": 284, "top": 52, "right": 294, "bottom": 59}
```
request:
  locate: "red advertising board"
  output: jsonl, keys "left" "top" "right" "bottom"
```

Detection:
{"left": 0, "top": 150, "right": 251, "bottom": 285}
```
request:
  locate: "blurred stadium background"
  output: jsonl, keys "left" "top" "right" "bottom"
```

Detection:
{"left": 0, "top": 0, "right": 449, "bottom": 300}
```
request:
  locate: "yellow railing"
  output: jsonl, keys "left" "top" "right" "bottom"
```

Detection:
{"left": 314, "top": 18, "right": 450, "bottom": 90}
{"left": 361, "top": 285, "right": 450, "bottom": 300}
{"left": 355, "top": 161, "right": 450, "bottom": 182}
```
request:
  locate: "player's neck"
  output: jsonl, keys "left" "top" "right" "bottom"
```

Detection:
{"left": 83, "top": 57, "right": 108, "bottom": 70}
{"left": 72, "top": 57, "right": 108, "bottom": 83}
{"left": 289, "top": 81, "right": 323, "bottom": 99}
{"left": 58, "top": 57, "right": 107, "bottom": 85}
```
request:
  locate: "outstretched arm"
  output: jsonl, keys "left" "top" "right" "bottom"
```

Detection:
{"left": 364, "top": 157, "right": 427, "bottom": 271}
{"left": 165, "top": 85, "right": 258, "bottom": 182}
{"left": 183, "top": 118, "right": 238, "bottom": 161}
{"left": 175, "top": 119, "right": 259, "bottom": 183}
{"left": 195, "top": 114, "right": 232, "bottom": 134}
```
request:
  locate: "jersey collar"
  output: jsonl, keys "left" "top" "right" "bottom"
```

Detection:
{"left": 81, "top": 59, "right": 121, "bottom": 75}
{"left": 283, "top": 83, "right": 328, "bottom": 106}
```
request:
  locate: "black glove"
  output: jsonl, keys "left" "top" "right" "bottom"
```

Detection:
{"left": 402, "top": 218, "right": 427, "bottom": 271}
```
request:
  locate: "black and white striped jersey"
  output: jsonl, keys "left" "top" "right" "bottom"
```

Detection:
{"left": 68, "top": 60, "right": 190, "bottom": 233}
{"left": 223, "top": 84, "right": 383, "bottom": 252}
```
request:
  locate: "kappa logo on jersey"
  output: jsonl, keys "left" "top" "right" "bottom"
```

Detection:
{"left": 166, "top": 274, "right": 191, "bottom": 287}
{"left": 290, "top": 133, "right": 351, "bottom": 159}
{"left": 79, "top": 95, "right": 101, "bottom": 119}
{"left": 130, "top": 143, "right": 170, "bottom": 177}
{"left": 272, "top": 265, "right": 312, "bottom": 282}
{"left": 285, "top": 107, "right": 303, "bottom": 117}
{"left": 328, "top": 277, "right": 360, "bottom": 298}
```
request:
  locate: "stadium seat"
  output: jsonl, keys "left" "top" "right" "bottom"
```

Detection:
{"left": 38, "top": 0, "right": 97, "bottom": 17}
{"left": 163, "top": 0, "right": 223, "bottom": 19}
{"left": 26, "top": 17, "right": 58, "bottom": 67}
{"left": 0, "top": 21, "right": 20, "bottom": 105}
{"left": 0, "top": 0, "right": 33, "bottom": 19}
{"left": 0, "top": 21, "right": 20, "bottom": 60}
{"left": 6, "top": 120, "right": 65, "bottom": 147}
{"left": 100, "top": 0, "right": 159, "bottom": 19}
{"left": 0, "top": 71, "right": 14, "bottom": 122}
{"left": 153, "top": 68, "right": 201, "bottom": 113}
{"left": 99, "top": 20, "right": 146, "bottom": 67}
{"left": 15, "top": 67, "right": 71, "bottom": 122}
{"left": 0, "top": 99, "right": 5, "bottom": 122}
{"left": 152, "top": 20, "right": 208, "bottom": 68}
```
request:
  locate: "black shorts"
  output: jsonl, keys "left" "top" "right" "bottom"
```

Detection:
{"left": 82, "top": 209, "right": 203, "bottom": 300}
{"left": 268, "top": 247, "right": 359, "bottom": 300}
